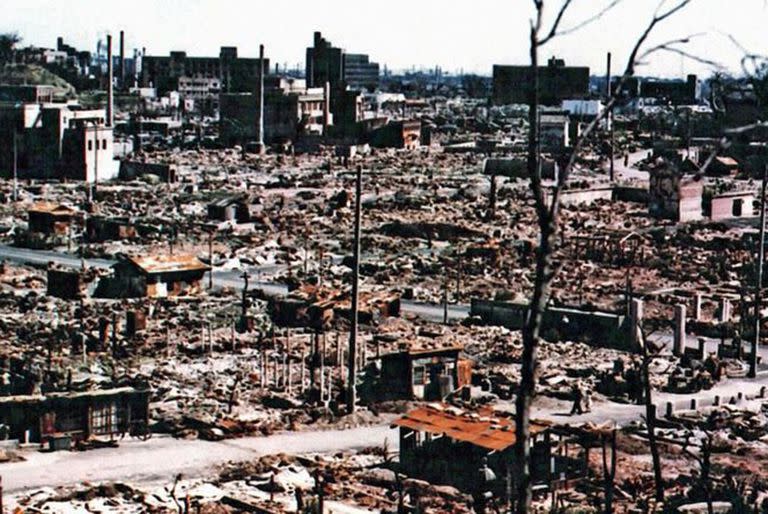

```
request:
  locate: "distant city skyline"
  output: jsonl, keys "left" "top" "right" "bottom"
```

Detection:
{"left": 3, "top": 0, "right": 766, "bottom": 78}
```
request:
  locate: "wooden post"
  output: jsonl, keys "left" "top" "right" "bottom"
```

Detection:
{"left": 319, "top": 332, "right": 326, "bottom": 402}
{"left": 260, "top": 350, "right": 266, "bottom": 390}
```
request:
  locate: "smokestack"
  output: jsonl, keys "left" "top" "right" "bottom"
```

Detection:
{"left": 107, "top": 34, "right": 113, "bottom": 128}
{"left": 323, "top": 81, "right": 331, "bottom": 136}
{"left": 119, "top": 30, "right": 125, "bottom": 89}
{"left": 257, "top": 44, "right": 265, "bottom": 152}
{"left": 607, "top": 51, "right": 614, "bottom": 181}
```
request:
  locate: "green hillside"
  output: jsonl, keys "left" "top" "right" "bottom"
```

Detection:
{"left": 0, "top": 63, "right": 76, "bottom": 98}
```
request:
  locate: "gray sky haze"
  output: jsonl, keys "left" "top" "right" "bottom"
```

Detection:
{"left": 3, "top": 0, "right": 767, "bottom": 78}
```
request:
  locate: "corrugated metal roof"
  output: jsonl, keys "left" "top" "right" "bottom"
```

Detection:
{"left": 392, "top": 404, "right": 549, "bottom": 451}
{"left": 382, "top": 343, "right": 464, "bottom": 359}
{"left": 128, "top": 254, "right": 211, "bottom": 274}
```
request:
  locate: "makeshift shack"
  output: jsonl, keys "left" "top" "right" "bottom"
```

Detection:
{"left": 28, "top": 203, "right": 77, "bottom": 236}
{"left": 380, "top": 344, "right": 470, "bottom": 400}
{"left": 393, "top": 404, "right": 555, "bottom": 498}
{"left": 107, "top": 254, "right": 210, "bottom": 298}
{"left": 0, "top": 386, "right": 150, "bottom": 445}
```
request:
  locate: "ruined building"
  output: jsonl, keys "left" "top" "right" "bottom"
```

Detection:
{"left": 141, "top": 46, "right": 269, "bottom": 96}
{"left": 0, "top": 86, "right": 119, "bottom": 182}
{"left": 306, "top": 32, "right": 380, "bottom": 91}
{"left": 492, "top": 57, "right": 590, "bottom": 106}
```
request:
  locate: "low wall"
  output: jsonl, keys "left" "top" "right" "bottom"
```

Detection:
{"left": 470, "top": 298, "right": 630, "bottom": 349}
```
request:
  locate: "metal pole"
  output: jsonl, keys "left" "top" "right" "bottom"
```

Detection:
{"left": 751, "top": 165, "right": 767, "bottom": 378}
{"left": 347, "top": 165, "right": 362, "bottom": 414}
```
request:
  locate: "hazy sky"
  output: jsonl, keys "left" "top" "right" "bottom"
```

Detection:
{"left": 3, "top": 0, "right": 766, "bottom": 78}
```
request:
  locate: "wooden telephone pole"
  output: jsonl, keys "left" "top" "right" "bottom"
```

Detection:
{"left": 750, "top": 165, "right": 767, "bottom": 378}
{"left": 347, "top": 165, "right": 362, "bottom": 414}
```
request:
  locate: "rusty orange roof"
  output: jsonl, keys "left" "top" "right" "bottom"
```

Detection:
{"left": 392, "top": 404, "right": 549, "bottom": 451}
{"left": 127, "top": 254, "right": 211, "bottom": 274}
{"left": 28, "top": 202, "right": 77, "bottom": 215}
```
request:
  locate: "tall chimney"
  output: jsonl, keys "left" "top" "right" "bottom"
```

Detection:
{"left": 119, "top": 30, "right": 125, "bottom": 89}
{"left": 107, "top": 34, "right": 114, "bottom": 127}
{"left": 323, "top": 81, "right": 331, "bottom": 136}
{"left": 606, "top": 51, "right": 614, "bottom": 181}
{"left": 257, "top": 44, "right": 265, "bottom": 152}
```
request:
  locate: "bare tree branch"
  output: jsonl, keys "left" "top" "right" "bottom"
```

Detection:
{"left": 539, "top": 0, "right": 574, "bottom": 45}
{"left": 542, "top": 0, "right": 625, "bottom": 44}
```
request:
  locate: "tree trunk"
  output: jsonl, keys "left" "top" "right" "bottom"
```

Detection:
{"left": 515, "top": 24, "right": 554, "bottom": 514}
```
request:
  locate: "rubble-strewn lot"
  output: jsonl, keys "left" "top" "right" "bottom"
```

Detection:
{"left": 2, "top": 109, "right": 768, "bottom": 513}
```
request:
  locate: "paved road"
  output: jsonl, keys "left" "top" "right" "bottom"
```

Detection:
{"left": 0, "top": 245, "right": 469, "bottom": 322}
{"left": 6, "top": 369, "right": 768, "bottom": 496}
{"left": 0, "top": 244, "right": 113, "bottom": 269}
{"left": 612, "top": 149, "right": 651, "bottom": 182}
{"left": 1, "top": 424, "right": 397, "bottom": 495}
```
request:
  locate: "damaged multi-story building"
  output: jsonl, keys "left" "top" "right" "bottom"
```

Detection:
{"left": 141, "top": 46, "right": 269, "bottom": 96}
{"left": 0, "top": 85, "right": 119, "bottom": 182}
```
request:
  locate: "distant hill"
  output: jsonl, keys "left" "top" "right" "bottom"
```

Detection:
{"left": 0, "top": 63, "right": 76, "bottom": 98}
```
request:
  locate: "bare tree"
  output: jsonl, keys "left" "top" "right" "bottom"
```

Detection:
{"left": 0, "top": 33, "right": 21, "bottom": 65}
{"left": 515, "top": 2, "right": 696, "bottom": 512}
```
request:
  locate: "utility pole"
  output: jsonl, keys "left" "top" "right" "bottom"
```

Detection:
{"left": 456, "top": 252, "right": 462, "bottom": 303}
{"left": 93, "top": 123, "right": 99, "bottom": 196}
{"left": 12, "top": 131, "right": 17, "bottom": 202}
{"left": 240, "top": 270, "right": 250, "bottom": 322}
{"left": 208, "top": 230, "right": 214, "bottom": 289}
{"left": 347, "top": 165, "right": 362, "bottom": 414}
{"left": 750, "top": 165, "right": 767, "bottom": 378}
{"left": 443, "top": 271, "right": 449, "bottom": 325}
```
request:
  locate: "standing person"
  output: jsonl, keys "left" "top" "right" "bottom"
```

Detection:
{"left": 570, "top": 382, "right": 584, "bottom": 415}
{"left": 584, "top": 386, "right": 593, "bottom": 413}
